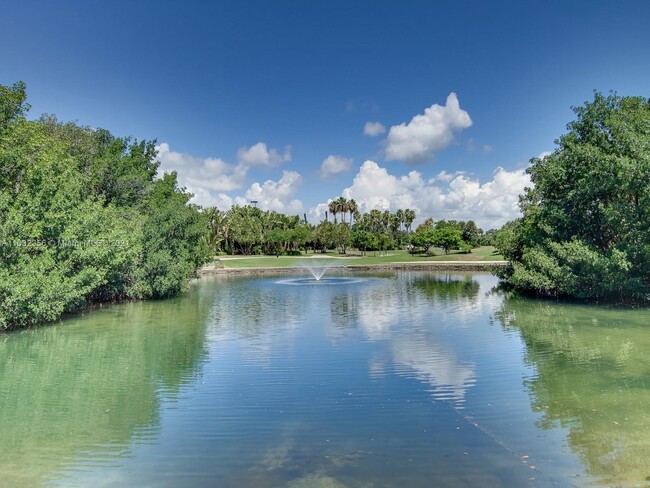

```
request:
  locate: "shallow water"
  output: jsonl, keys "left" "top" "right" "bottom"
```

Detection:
{"left": 1, "top": 271, "right": 650, "bottom": 487}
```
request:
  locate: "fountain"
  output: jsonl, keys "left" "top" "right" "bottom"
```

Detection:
{"left": 303, "top": 259, "right": 336, "bottom": 281}
{"left": 274, "top": 259, "right": 367, "bottom": 286}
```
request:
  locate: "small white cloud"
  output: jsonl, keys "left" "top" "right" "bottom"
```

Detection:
{"left": 433, "top": 170, "right": 464, "bottom": 183}
{"left": 319, "top": 155, "right": 353, "bottom": 179}
{"left": 537, "top": 151, "right": 552, "bottom": 159}
{"left": 384, "top": 92, "right": 472, "bottom": 164}
{"left": 309, "top": 160, "right": 529, "bottom": 229}
{"left": 363, "top": 121, "right": 386, "bottom": 137}
{"left": 244, "top": 170, "right": 304, "bottom": 214}
{"left": 482, "top": 144, "right": 494, "bottom": 153}
{"left": 236, "top": 142, "right": 291, "bottom": 168}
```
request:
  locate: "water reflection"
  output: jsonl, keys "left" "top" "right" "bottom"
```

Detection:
{"left": 353, "top": 273, "right": 481, "bottom": 405}
{"left": 5, "top": 272, "right": 645, "bottom": 487}
{"left": 0, "top": 285, "right": 211, "bottom": 487}
{"left": 494, "top": 298, "right": 650, "bottom": 486}
{"left": 408, "top": 273, "right": 480, "bottom": 302}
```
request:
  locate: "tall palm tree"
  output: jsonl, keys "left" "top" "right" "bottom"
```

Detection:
{"left": 381, "top": 210, "right": 391, "bottom": 232}
{"left": 368, "top": 209, "right": 382, "bottom": 233}
{"left": 396, "top": 209, "right": 405, "bottom": 232}
{"left": 390, "top": 214, "right": 400, "bottom": 242}
{"left": 328, "top": 200, "right": 338, "bottom": 223}
{"left": 404, "top": 208, "right": 416, "bottom": 234}
{"left": 348, "top": 199, "right": 358, "bottom": 224}
{"left": 352, "top": 209, "right": 361, "bottom": 226}
{"left": 335, "top": 196, "right": 348, "bottom": 223}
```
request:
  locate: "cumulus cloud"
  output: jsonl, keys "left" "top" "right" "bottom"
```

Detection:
{"left": 384, "top": 92, "right": 472, "bottom": 164}
{"left": 236, "top": 142, "right": 291, "bottom": 168}
{"left": 319, "top": 155, "right": 353, "bottom": 179}
{"left": 156, "top": 142, "right": 246, "bottom": 196}
{"left": 156, "top": 142, "right": 300, "bottom": 210}
{"left": 363, "top": 121, "right": 386, "bottom": 137}
{"left": 310, "top": 160, "right": 530, "bottom": 229}
{"left": 244, "top": 170, "right": 304, "bottom": 214}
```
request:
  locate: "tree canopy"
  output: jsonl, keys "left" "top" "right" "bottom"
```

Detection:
{"left": 497, "top": 92, "right": 650, "bottom": 303}
{"left": 0, "top": 82, "right": 210, "bottom": 330}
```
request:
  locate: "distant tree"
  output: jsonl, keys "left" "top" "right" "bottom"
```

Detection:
{"left": 348, "top": 199, "right": 358, "bottom": 224}
{"left": 460, "top": 220, "right": 481, "bottom": 247}
{"left": 432, "top": 224, "right": 463, "bottom": 254}
{"left": 334, "top": 222, "right": 351, "bottom": 254}
{"left": 415, "top": 217, "right": 434, "bottom": 233}
{"left": 351, "top": 229, "right": 373, "bottom": 256}
{"left": 410, "top": 228, "right": 437, "bottom": 256}
{"left": 404, "top": 208, "right": 416, "bottom": 233}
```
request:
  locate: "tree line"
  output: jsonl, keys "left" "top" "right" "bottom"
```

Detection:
{"left": 206, "top": 197, "right": 493, "bottom": 257}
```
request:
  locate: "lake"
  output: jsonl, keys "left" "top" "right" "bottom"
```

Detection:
{"left": 1, "top": 271, "right": 649, "bottom": 487}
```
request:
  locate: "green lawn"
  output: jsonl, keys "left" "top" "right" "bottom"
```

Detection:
{"left": 216, "top": 246, "right": 504, "bottom": 268}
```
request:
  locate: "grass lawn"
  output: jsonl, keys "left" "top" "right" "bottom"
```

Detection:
{"left": 217, "top": 246, "right": 504, "bottom": 268}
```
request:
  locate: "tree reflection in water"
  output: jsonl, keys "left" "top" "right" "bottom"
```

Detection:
{"left": 494, "top": 298, "right": 650, "bottom": 486}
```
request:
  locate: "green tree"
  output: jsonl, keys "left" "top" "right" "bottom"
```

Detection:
{"left": 0, "top": 81, "right": 30, "bottom": 131}
{"left": 0, "top": 82, "right": 210, "bottom": 329}
{"left": 498, "top": 92, "right": 650, "bottom": 302}
{"left": 410, "top": 228, "right": 437, "bottom": 256}
{"left": 433, "top": 221, "right": 464, "bottom": 254}
{"left": 351, "top": 229, "right": 373, "bottom": 256}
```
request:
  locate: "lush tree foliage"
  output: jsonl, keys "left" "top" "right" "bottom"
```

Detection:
{"left": 0, "top": 83, "right": 210, "bottom": 330}
{"left": 410, "top": 219, "right": 473, "bottom": 255}
{"left": 497, "top": 92, "right": 650, "bottom": 303}
{"left": 206, "top": 205, "right": 310, "bottom": 255}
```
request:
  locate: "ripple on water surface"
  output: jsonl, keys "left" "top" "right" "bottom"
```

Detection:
{"left": 1, "top": 271, "right": 649, "bottom": 487}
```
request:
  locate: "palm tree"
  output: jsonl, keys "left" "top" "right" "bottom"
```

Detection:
{"left": 352, "top": 209, "right": 361, "bottom": 226}
{"left": 396, "top": 209, "right": 405, "bottom": 232}
{"left": 390, "top": 214, "right": 400, "bottom": 242}
{"left": 404, "top": 208, "right": 416, "bottom": 234}
{"left": 328, "top": 200, "right": 338, "bottom": 223}
{"left": 335, "top": 196, "right": 348, "bottom": 223}
{"left": 206, "top": 207, "right": 227, "bottom": 255}
{"left": 381, "top": 210, "right": 391, "bottom": 232}
{"left": 348, "top": 199, "right": 358, "bottom": 224}
{"left": 368, "top": 209, "right": 382, "bottom": 233}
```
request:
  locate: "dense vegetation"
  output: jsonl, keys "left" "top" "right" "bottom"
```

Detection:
{"left": 0, "top": 82, "right": 210, "bottom": 330}
{"left": 496, "top": 92, "right": 650, "bottom": 303}
{"left": 206, "top": 200, "right": 491, "bottom": 258}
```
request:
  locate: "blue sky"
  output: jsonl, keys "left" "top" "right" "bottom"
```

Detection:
{"left": 2, "top": 0, "right": 650, "bottom": 228}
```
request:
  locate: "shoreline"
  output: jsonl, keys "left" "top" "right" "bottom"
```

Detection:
{"left": 198, "top": 260, "right": 507, "bottom": 276}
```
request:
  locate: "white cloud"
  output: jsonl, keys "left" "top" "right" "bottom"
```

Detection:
{"left": 156, "top": 142, "right": 246, "bottom": 196}
{"left": 244, "top": 170, "right": 304, "bottom": 214}
{"left": 319, "top": 155, "right": 353, "bottom": 179}
{"left": 236, "top": 142, "right": 291, "bottom": 168}
{"left": 310, "top": 160, "right": 530, "bottom": 229}
{"left": 384, "top": 92, "right": 472, "bottom": 163}
{"left": 482, "top": 144, "right": 494, "bottom": 153}
{"left": 156, "top": 142, "right": 299, "bottom": 209}
{"left": 363, "top": 121, "right": 386, "bottom": 137}
{"left": 433, "top": 170, "right": 464, "bottom": 183}
{"left": 537, "top": 150, "right": 552, "bottom": 159}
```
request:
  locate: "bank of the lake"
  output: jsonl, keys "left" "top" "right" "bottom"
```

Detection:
{"left": 199, "top": 246, "right": 506, "bottom": 276}
{"left": 199, "top": 260, "right": 507, "bottom": 276}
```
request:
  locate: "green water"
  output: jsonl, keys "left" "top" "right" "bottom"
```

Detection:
{"left": 1, "top": 272, "right": 649, "bottom": 487}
